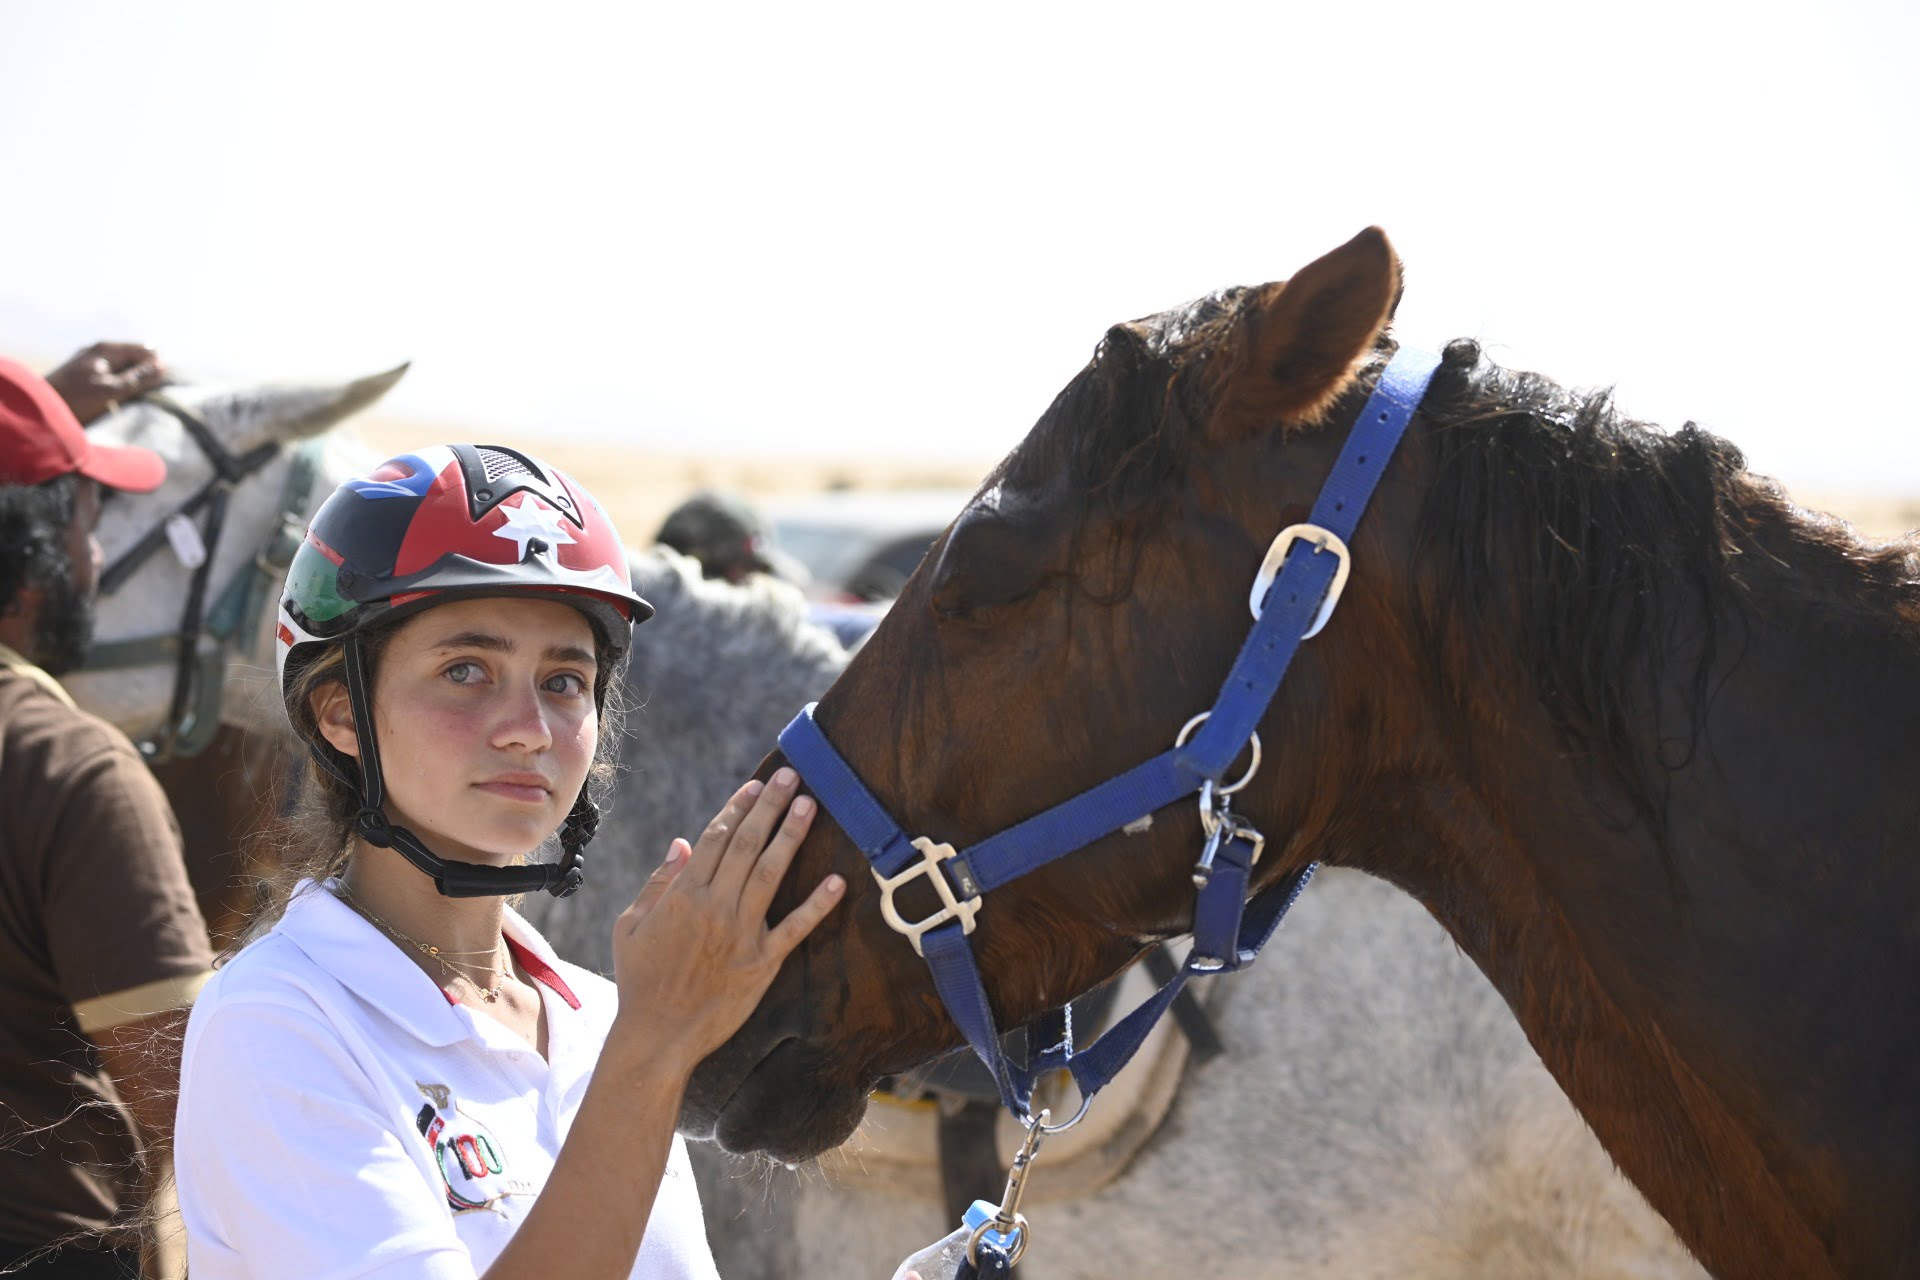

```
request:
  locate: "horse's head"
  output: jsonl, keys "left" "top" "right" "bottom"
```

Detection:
{"left": 66, "top": 365, "right": 407, "bottom": 745}
{"left": 686, "top": 228, "right": 1456, "bottom": 1159}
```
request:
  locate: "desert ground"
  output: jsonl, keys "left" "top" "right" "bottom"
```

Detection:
{"left": 359, "top": 419, "right": 995, "bottom": 549}
{"left": 362, "top": 419, "right": 1919, "bottom": 550}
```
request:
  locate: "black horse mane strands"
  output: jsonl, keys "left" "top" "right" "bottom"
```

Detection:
{"left": 996, "top": 292, "right": 1243, "bottom": 608}
{"left": 1411, "top": 338, "right": 1754, "bottom": 822}
{"left": 1006, "top": 291, "right": 1243, "bottom": 516}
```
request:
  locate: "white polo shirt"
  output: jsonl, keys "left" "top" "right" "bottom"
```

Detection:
{"left": 174, "top": 881, "right": 720, "bottom": 1280}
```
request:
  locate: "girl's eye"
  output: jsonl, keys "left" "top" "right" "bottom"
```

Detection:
{"left": 543, "top": 672, "right": 587, "bottom": 696}
{"left": 446, "top": 661, "right": 482, "bottom": 685}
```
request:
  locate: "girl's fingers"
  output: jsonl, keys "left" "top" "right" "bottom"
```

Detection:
{"left": 686, "top": 781, "right": 761, "bottom": 885}
{"left": 765, "top": 873, "right": 846, "bottom": 958}
{"left": 736, "top": 794, "right": 816, "bottom": 918}
{"left": 709, "top": 768, "right": 800, "bottom": 899}
{"left": 618, "top": 839, "right": 691, "bottom": 931}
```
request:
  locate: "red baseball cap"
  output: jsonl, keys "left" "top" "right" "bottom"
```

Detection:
{"left": 0, "top": 356, "right": 166, "bottom": 492}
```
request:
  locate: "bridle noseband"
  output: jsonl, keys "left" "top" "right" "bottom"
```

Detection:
{"left": 779, "top": 348, "right": 1443, "bottom": 1147}
{"left": 88, "top": 395, "right": 305, "bottom": 760}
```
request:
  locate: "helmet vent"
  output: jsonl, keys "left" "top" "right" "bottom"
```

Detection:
{"left": 477, "top": 447, "right": 538, "bottom": 484}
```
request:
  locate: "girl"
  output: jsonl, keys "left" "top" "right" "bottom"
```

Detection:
{"left": 173, "top": 444, "right": 845, "bottom": 1278}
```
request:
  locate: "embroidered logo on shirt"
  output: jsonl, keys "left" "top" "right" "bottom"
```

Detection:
{"left": 413, "top": 1089, "right": 526, "bottom": 1213}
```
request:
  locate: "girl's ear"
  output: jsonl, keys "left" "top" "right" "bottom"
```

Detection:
{"left": 308, "top": 681, "right": 360, "bottom": 758}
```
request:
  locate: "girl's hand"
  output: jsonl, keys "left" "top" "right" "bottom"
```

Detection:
{"left": 604, "top": 767, "right": 843, "bottom": 1080}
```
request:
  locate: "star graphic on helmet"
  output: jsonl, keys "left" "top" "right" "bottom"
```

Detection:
{"left": 491, "top": 492, "right": 577, "bottom": 560}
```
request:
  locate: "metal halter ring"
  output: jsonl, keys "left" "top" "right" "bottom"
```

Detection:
{"left": 1033, "top": 1087, "right": 1095, "bottom": 1134}
{"left": 1174, "top": 712, "right": 1262, "bottom": 798}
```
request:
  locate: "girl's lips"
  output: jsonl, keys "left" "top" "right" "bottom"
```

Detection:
{"left": 474, "top": 780, "right": 551, "bottom": 804}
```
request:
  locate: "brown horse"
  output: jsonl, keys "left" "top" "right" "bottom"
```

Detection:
{"left": 148, "top": 727, "right": 286, "bottom": 949}
{"left": 684, "top": 228, "right": 1920, "bottom": 1278}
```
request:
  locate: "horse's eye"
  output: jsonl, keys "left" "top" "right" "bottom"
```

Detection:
{"left": 930, "top": 503, "right": 1062, "bottom": 622}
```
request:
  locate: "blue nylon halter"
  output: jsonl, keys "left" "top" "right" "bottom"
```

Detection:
{"left": 779, "top": 346, "right": 1444, "bottom": 1118}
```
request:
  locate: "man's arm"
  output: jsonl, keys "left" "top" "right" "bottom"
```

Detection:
{"left": 42, "top": 733, "right": 214, "bottom": 1153}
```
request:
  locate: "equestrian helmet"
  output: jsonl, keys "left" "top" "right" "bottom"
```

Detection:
{"left": 276, "top": 442, "right": 650, "bottom": 706}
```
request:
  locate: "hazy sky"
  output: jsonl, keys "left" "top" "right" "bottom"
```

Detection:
{"left": 2, "top": 1, "right": 1915, "bottom": 492}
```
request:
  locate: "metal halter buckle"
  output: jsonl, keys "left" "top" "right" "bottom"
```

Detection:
{"left": 873, "top": 837, "right": 981, "bottom": 958}
{"left": 1250, "top": 522, "right": 1351, "bottom": 638}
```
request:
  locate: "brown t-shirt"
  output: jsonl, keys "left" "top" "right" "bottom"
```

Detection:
{"left": 0, "top": 654, "right": 214, "bottom": 1245}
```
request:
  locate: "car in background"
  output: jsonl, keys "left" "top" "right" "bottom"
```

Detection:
{"left": 769, "top": 488, "right": 975, "bottom": 602}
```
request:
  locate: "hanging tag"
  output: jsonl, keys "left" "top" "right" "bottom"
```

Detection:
{"left": 165, "top": 514, "right": 208, "bottom": 569}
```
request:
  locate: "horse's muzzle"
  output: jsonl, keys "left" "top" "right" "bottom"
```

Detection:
{"left": 682, "top": 1034, "right": 871, "bottom": 1161}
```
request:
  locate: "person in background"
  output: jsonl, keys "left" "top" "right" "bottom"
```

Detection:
{"left": 654, "top": 489, "right": 806, "bottom": 587}
{"left": 0, "top": 352, "right": 215, "bottom": 1278}
{"left": 654, "top": 491, "right": 881, "bottom": 649}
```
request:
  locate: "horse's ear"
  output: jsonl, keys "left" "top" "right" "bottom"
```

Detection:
{"left": 1215, "top": 227, "right": 1402, "bottom": 430}
{"left": 222, "top": 363, "right": 413, "bottom": 449}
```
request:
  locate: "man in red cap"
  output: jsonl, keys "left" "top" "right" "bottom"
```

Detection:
{"left": 0, "top": 352, "right": 214, "bottom": 1277}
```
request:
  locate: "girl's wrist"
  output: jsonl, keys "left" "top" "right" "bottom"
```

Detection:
{"left": 599, "top": 1023, "right": 701, "bottom": 1096}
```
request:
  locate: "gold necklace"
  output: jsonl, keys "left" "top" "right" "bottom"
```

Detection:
{"left": 336, "top": 886, "right": 512, "bottom": 1003}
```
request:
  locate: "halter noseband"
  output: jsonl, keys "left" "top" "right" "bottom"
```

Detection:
{"left": 779, "top": 347, "right": 1444, "bottom": 1131}
{"left": 88, "top": 395, "right": 299, "bottom": 760}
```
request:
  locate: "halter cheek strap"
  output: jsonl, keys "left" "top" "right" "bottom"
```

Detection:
{"left": 89, "top": 395, "right": 288, "bottom": 760}
{"left": 313, "top": 633, "right": 589, "bottom": 899}
{"left": 780, "top": 346, "right": 1445, "bottom": 1119}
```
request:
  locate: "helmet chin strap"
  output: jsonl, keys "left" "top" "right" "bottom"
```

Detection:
{"left": 307, "top": 635, "right": 589, "bottom": 900}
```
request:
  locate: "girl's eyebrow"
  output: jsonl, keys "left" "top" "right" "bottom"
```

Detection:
{"left": 429, "top": 630, "right": 513, "bottom": 654}
{"left": 429, "top": 631, "right": 598, "bottom": 668}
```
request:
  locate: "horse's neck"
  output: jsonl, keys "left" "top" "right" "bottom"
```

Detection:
{"left": 1342, "top": 555, "right": 1920, "bottom": 1277}
{"left": 1364, "top": 758, "right": 1827, "bottom": 1276}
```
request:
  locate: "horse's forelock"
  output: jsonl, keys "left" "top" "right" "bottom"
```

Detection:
{"left": 1003, "top": 292, "right": 1246, "bottom": 525}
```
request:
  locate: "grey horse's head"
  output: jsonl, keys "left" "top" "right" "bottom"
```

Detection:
{"left": 67, "top": 365, "right": 407, "bottom": 744}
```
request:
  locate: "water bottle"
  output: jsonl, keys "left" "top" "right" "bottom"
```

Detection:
{"left": 889, "top": 1200, "right": 1021, "bottom": 1280}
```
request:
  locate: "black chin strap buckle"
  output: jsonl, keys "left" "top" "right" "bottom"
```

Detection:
{"left": 356, "top": 807, "right": 395, "bottom": 848}
{"left": 551, "top": 858, "right": 586, "bottom": 899}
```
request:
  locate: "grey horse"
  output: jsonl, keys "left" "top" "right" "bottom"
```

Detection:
{"left": 81, "top": 388, "right": 1704, "bottom": 1279}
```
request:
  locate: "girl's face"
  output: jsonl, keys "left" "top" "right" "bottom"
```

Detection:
{"left": 316, "top": 596, "right": 601, "bottom": 863}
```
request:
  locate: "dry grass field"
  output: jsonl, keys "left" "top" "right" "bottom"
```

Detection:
{"left": 1796, "top": 493, "right": 1920, "bottom": 542}
{"left": 358, "top": 418, "right": 995, "bottom": 546}
{"left": 362, "top": 418, "right": 1919, "bottom": 549}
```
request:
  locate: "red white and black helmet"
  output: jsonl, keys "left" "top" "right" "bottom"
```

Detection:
{"left": 277, "top": 444, "right": 652, "bottom": 899}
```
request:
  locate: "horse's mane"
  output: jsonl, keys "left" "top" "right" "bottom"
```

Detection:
{"left": 1413, "top": 339, "right": 1920, "bottom": 825}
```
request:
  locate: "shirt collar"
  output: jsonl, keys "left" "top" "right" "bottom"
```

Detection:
{"left": 273, "top": 880, "right": 579, "bottom": 1047}
{"left": 0, "top": 640, "right": 76, "bottom": 708}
